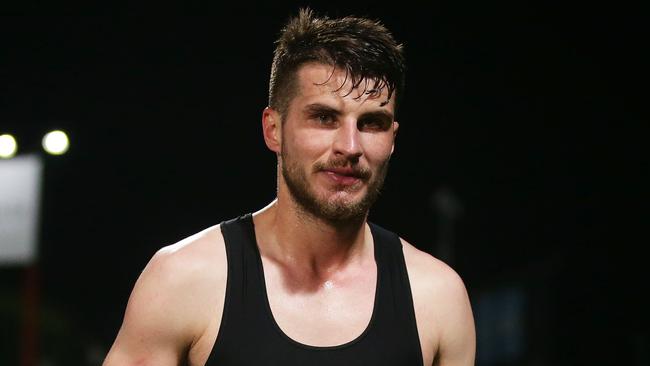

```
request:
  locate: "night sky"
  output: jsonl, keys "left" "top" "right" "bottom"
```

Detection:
{"left": 1, "top": 5, "right": 647, "bottom": 365}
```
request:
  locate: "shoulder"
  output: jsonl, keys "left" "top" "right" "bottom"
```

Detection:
{"left": 124, "top": 224, "right": 227, "bottom": 343}
{"left": 143, "top": 223, "right": 227, "bottom": 311}
{"left": 150, "top": 223, "right": 227, "bottom": 283}
{"left": 104, "top": 224, "right": 228, "bottom": 364}
{"left": 400, "top": 238, "right": 467, "bottom": 300}
{"left": 400, "top": 237, "right": 476, "bottom": 365}
{"left": 104, "top": 224, "right": 228, "bottom": 365}
{"left": 400, "top": 238, "right": 471, "bottom": 329}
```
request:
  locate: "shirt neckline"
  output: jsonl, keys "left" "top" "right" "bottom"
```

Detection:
{"left": 244, "top": 213, "right": 381, "bottom": 351}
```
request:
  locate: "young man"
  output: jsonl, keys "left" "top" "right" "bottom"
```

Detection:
{"left": 103, "top": 8, "right": 475, "bottom": 366}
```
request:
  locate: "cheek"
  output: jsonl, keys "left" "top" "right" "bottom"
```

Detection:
{"left": 288, "top": 130, "right": 333, "bottom": 155}
{"left": 361, "top": 135, "right": 394, "bottom": 162}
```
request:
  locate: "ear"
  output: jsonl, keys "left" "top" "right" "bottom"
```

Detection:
{"left": 390, "top": 121, "right": 399, "bottom": 154}
{"left": 262, "top": 107, "right": 282, "bottom": 154}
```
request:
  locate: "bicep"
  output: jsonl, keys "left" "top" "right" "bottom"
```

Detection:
{"left": 401, "top": 240, "right": 475, "bottom": 366}
{"left": 434, "top": 274, "right": 476, "bottom": 366}
{"left": 103, "top": 327, "right": 182, "bottom": 366}
{"left": 103, "top": 252, "right": 197, "bottom": 366}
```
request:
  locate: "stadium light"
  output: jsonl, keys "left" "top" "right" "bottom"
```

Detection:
{"left": 42, "top": 130, "right": 70, "bottom": 155}
{"left": 0, "top": 134, "right": 18, "bottom": 158}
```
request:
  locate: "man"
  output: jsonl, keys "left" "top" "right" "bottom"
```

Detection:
{"left": 104, "top": 8, "right": 475, "bottom": 366}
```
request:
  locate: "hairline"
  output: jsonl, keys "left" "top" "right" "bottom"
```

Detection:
{"left": 277, "top": 61, "right": 398, "bottom": 123}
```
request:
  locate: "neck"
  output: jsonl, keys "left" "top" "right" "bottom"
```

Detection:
{"left": 253, "top": 195, "right": 370, "bottom": 277}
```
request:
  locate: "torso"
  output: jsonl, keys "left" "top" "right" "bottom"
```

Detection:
{"left": 181, "top": 221, "right": 440, "bottom": 366}
{"left": 259, "top": 250, "right": 377, "bottom": 347}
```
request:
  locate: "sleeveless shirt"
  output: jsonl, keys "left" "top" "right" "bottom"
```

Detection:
{"left": 205, "top": 214, "right": 423, "bottom": 365}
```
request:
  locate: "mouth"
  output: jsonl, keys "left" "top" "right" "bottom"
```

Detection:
{"left": 322, "top": 167, "right": 367, "bottom": 186}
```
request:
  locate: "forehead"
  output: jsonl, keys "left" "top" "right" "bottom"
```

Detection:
{"left": 292, "top": 62, "right": 396, "bottom": 112}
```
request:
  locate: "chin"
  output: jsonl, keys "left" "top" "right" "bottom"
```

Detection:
{"left": 282, "top": 162, "right": 381, "bottom": 225}
{"left": 313, "top": 192, "right": 369, "bottom": 223}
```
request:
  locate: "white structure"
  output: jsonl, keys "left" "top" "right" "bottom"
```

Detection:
{"left": 0, "top": 154, "right": 43, "bottom": 264}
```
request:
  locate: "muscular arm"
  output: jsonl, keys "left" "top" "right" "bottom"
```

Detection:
{"left": 402, "top": 240, "right": 476, "bottom": 366}
{"left": 103, "top": 250, "right": 197, "bottom": 365}
{"left": 104, "top": 228, "right": 226, "bottom": 366}
{"left": 432, "top": 269, "right": 475, "bottom": 366}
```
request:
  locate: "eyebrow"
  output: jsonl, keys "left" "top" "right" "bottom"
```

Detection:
{"left": 303, "top": 103, "right": 394, "bottom": 121}
{"left": 304, "top": 103, "right": 341, "bottom": 117}
{"left": 359, "top": 110, "right": 394, "bottom": 123}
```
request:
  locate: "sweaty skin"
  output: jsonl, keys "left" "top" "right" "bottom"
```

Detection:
{"left": 103, "top": 63, "right": 475, "bottom": 366}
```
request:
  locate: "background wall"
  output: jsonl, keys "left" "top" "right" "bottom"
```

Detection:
{"left": 1, "top": 4, "right": 647, "bottom": 365}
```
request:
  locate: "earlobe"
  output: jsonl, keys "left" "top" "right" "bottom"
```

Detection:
{"left": 391, "top": 121, "right": 399, "bottom": 154}
{"left": 262, "top": 107, "right": 282, "bottom": 153}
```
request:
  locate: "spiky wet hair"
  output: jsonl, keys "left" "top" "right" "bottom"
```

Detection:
{"left": 268, "top": 8, "right": 406, "bottom": 119}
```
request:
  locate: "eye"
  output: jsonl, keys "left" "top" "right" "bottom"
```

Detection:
{"left": 358, "top": 117, "right": 391, "bottom": 131}
{"left": 313, "top": 112, "right": 336, "bottom": 126}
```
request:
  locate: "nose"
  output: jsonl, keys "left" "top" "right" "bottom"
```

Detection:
{"left": 332, "top": 119, "right": 363, "bottom": 161}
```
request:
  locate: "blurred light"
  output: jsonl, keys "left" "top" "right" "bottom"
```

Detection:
{"left": 0, "top": 134, "right": 18, "bottom": 158}
{"left": 42, "top": 130, "right": 70, "bottom": 155}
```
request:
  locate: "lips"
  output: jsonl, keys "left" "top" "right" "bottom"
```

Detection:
{"left": 325, "top": 167, "right": 359, "bottom": 177}
{"left": 322, "top": 168, "right": 365, "bottom": 185}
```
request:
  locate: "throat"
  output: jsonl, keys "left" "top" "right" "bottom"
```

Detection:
{"left": 252, "top": 201, "right": 374, "bottom": 292}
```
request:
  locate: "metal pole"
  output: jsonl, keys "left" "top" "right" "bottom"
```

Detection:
{"left": 20, "top": 263, "right": 39, "bottom": 366}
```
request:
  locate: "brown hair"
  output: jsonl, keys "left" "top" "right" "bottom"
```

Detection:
{"left": 268, "top": 8, "right": 406, "bottom": 118}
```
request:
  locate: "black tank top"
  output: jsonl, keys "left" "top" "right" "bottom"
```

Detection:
{"left": 205, "top": 214, "right": 423, "bottom": 365}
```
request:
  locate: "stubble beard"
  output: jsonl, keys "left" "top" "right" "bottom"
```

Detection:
{"left": 280, "top": 151, "right": 390, "bottom": 227}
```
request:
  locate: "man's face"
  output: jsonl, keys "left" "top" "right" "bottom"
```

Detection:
{"left": 277, "top": 62, "right": 399, "bottom": 225}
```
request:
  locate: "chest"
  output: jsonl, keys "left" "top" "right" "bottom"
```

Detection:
{"left": 197, "top": 219, "right": 429, "bottom": 365}
{"left": 262, "top": 257, "right": 378, "bottom": 347}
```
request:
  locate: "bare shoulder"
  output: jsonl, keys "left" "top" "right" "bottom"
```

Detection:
{"left": 136, "top": 223, "right": 227, "bottom": 334}
{"left": 143, "top": 225, "right": 228, "bottom": 343}
{"left": 400, "top": 238, "right": 476, "bottom": 366}
{"left": 155, "top": 223, "right": 226, "bottom": 289}
{"left": 400, "top": 238, "right": 468, "bottom": 299}
{"left": 104, "top": 224, "right": 227, "bottom": 365}
{"left": 152, "top": 223, "right": 227, "bottom": 287}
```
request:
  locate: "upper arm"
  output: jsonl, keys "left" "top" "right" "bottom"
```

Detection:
{"left": 432, "top": 269, "right": 476, "bottom": 366}
{"left": 401, "top": 239, "right": 476, "bottom": 366}
{"left": 103, "top": 250, "right": 196, "bottom": 366}
{"left": 104, "top": 228, "right": 226, "bottom": 366}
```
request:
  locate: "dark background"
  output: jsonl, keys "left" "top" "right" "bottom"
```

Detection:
{"left": 1, "top": 4, "right": 647, "bottom": 366}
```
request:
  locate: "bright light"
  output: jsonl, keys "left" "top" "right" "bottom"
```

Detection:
{"left": 0, "top": 134, "right": 18, "bottom": 158}
{"left": 42, "top": 130, "right": 70, "bottom": 155}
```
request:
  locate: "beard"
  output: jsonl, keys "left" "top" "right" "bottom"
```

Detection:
{"left": 280, "top": 150, "right": 390, "bottom": 226}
